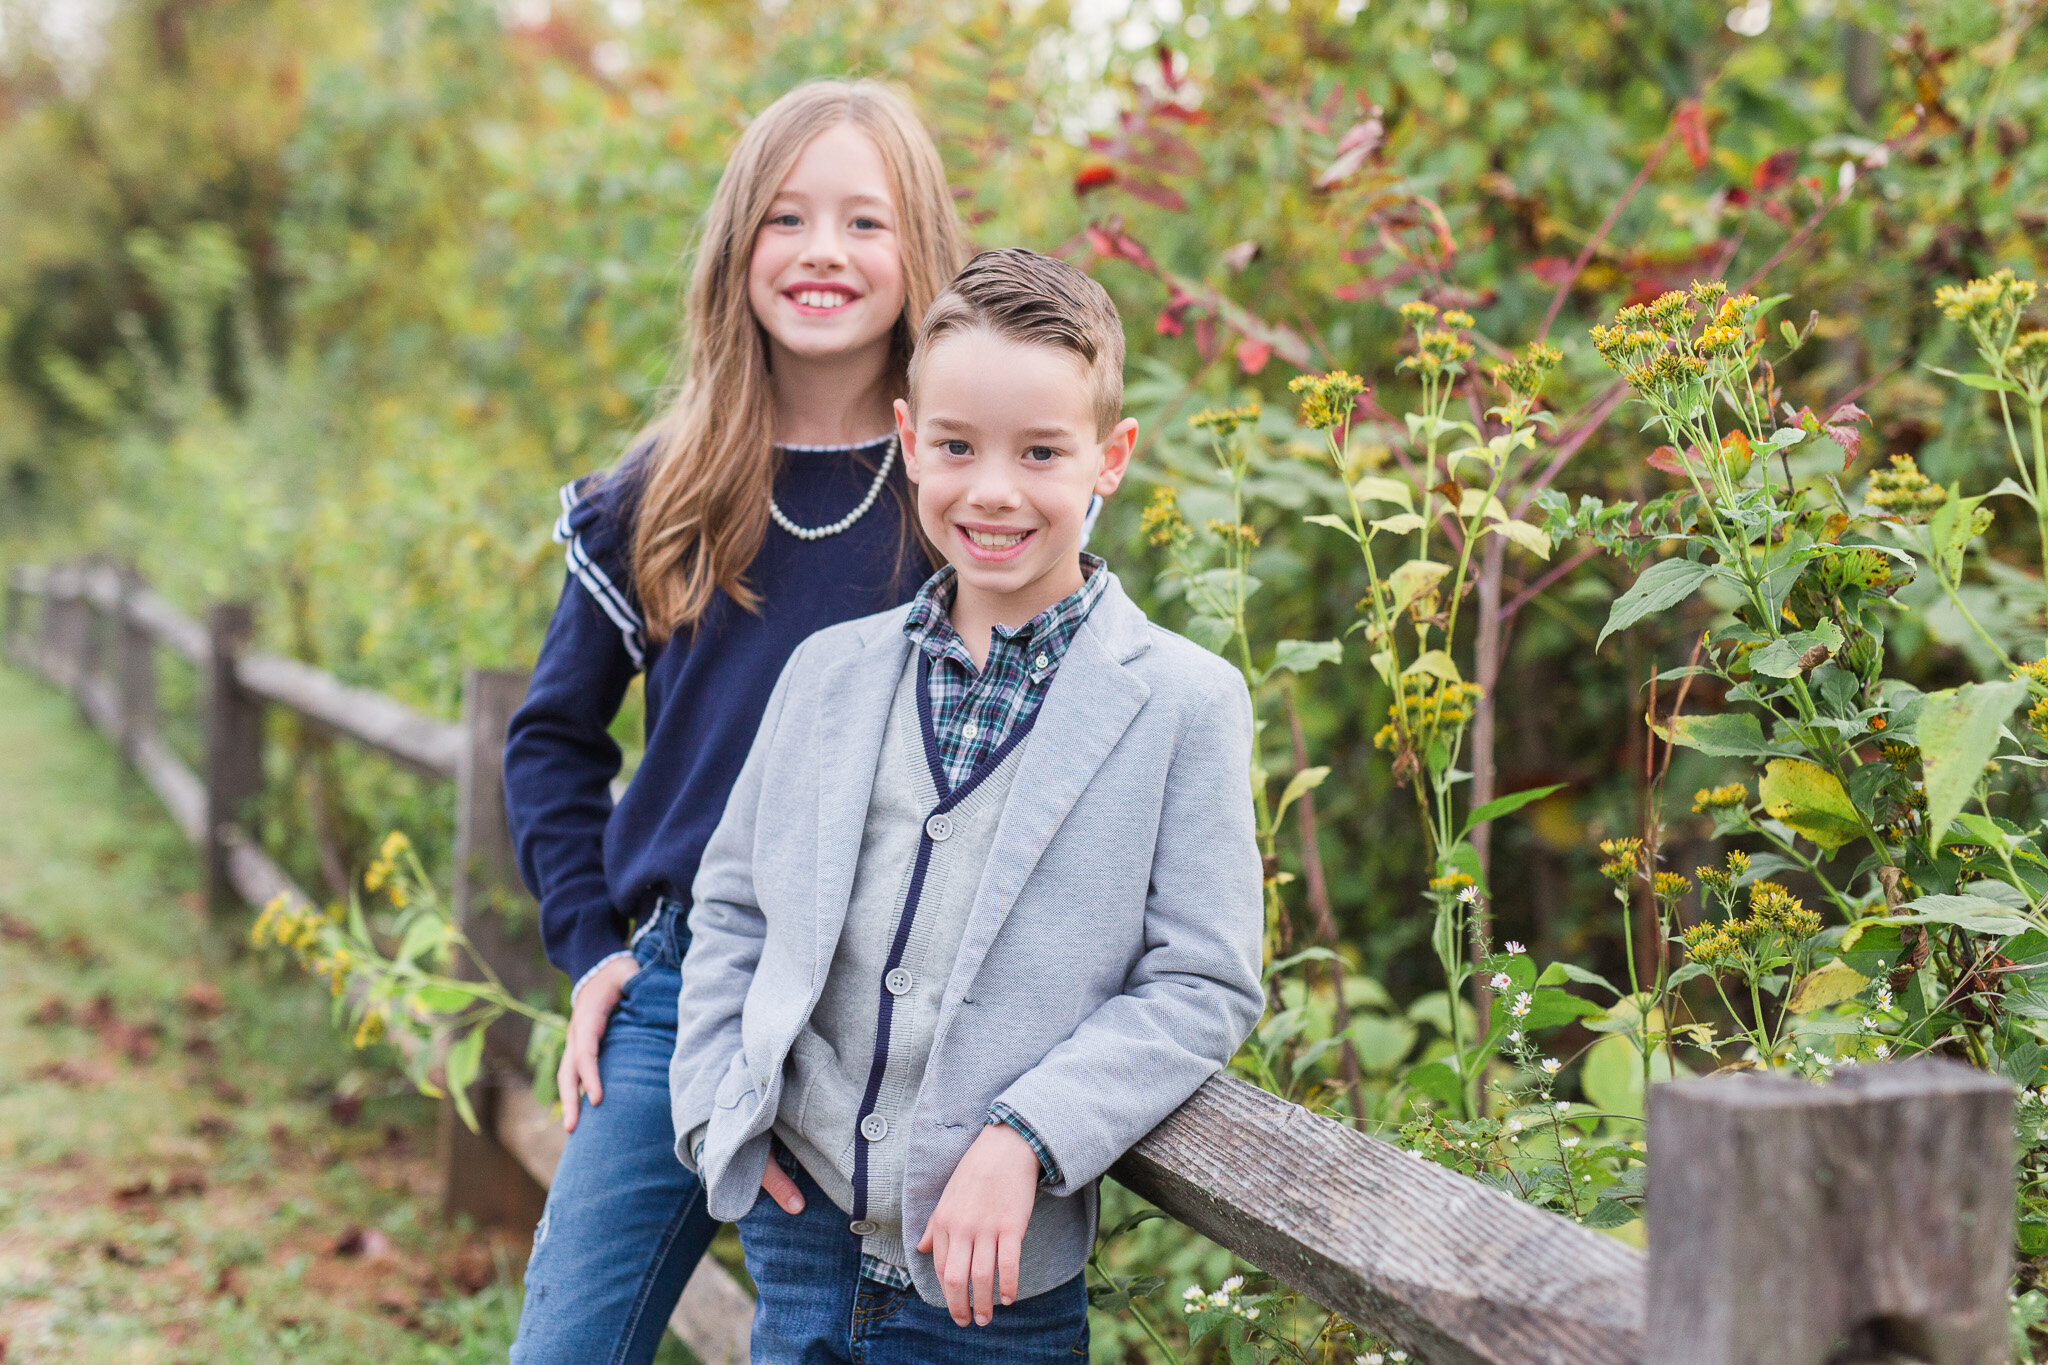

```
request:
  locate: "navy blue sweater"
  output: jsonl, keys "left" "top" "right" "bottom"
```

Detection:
{"left": 505, "top": 436, "right": 925, "bottom": 988}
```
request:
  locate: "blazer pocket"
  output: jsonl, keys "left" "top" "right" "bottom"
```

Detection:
{"left": 713, "top": 1054, "right": 756, "bottom": 1111}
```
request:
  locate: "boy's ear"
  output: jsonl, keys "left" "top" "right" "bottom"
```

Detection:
{"left": 893, "top": 398, "right": 920, "bottom": 480}
{"left": 1093, "top": 417, "right": 1139, "bottom": 498}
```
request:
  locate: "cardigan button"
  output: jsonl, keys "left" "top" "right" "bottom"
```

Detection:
{"left": 924, "top": 813, "right": 953, "bottom": 841}
{"left": 850, "top": 1219, "right": 880, "bottom": 1236}
{"left": 860, "top": 1114, "right": 889, "bottom": 1142}
{"left": 885, "top": 967, "right": 914, "bottom": 996}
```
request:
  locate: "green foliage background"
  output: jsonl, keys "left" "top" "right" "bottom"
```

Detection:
{"left": 1, "top": 0, "right": 2043, "bottom": 1068}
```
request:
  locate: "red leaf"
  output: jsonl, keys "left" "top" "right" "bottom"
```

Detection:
{"left": 1827, "top": 425, "right": 1865, "bottom": 467}
{"left": 1156, "top": 43, "right": 1179, "bottom": 89}
{"left": 1526, "top": 256, "right": 1577, "bottom": 287}
{"left": 1674, "top": 99, "right": 1710, "bottom": 170}
{"left": 1112, "top": 233, "right": 1157, "bottom": 270}
{"left": 1084, "top": 225, "right": 1116, "bottom": 257}
{"left": 1194, "top": 315, "right": 1218, "bottom": 362}
{"left": 1236, "top": 338, "right": 1273, "bottom": 374}
{"left": 1121, "top": 177, "right": 1188, "bottom": 212}
{"left": 1753, "top": 149, "right": 1799, "bottom": 192}
{"left": 1220, "top": 240, "right": 1260, "bottom": 273}
{"left": 1316, "top": 109, "right": 1385, "bottom": 190}
{"left": 1647, "top": 445, "right": 1698, "bottom": 477}
{"left": 1074, "top": 163, "right": 1117, "bottom": 194}
{"left": 1156, "top": 309, "right": 1184, "bottom": 337}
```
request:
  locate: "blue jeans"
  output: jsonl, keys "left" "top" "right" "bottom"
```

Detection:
{"left": 738, "top": 1147, "right": 1089, "bottom": 1364}
{"left": 511, "top": 905, "right": 719, "bottom": 1365}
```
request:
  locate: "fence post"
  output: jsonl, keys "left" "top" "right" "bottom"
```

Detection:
{"left": 440, "top": 665, "right": 548, "bottom": 1229}
{"left": 203, "top": 602, "right": 264, "bottom": 916}
{"left": 114, "top": 565, "right": 158, "bottom": 764}
{"left": 1646, "top": 1058, "right": 2013, "bottom": 1365}
{"left": 40, "top": 563, "right": 84, "bottom": 690}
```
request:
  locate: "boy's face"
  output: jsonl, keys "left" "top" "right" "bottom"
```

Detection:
{"left": 896, "top": 328, "right": 1136, "bottom": 622}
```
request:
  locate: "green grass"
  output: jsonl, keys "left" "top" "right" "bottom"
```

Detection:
{"left": 0, "top": 662, "right": 539, "bottom": 1363}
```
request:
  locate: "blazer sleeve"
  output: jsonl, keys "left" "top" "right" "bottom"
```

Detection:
{"left": 669, "top": 635, "right": 809, "bottom": 1152}
{"left": 990, "top": 672, "right": 1267, "bottom": 1194}
{"left": 503, "top": 467, "right": 650, "bottom": 989}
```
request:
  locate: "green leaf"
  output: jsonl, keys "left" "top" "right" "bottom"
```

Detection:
{"left": 1403, "top": 648, "right": 1462, "bottom": 683}
{"left": 1659, "top": 711, "right": 1789, "bottom": 759}
{"left": 1273, "top": 766, "right": 1329, "bottom": 828}
{"left": 1598, "top": 558, "right": 1715, "bottom": 649}
{"left": 1553, "top": 962, "right": 1623, "bottom": 998}
{"left": 446, "top": 1024, "right": 486, "bottom": 1135}
{"left": 1371, "top": 512, "right": 1427, "bottom": 536}
{"left": 1303, "top": 513, "right": 1360, "bottom": 542}
{"left": 1403, "top": 1059, "right": 1464, "bottom": 1109}
{"left": 1462, "top": 782, "right": 1566, "bottom": 836}
{"left": 1266, "top": 638, "right": 1341, "bottom": 679}
{"left": 1457, "top": 488, "right": 1508, "bottom": 521}
{"left": 1352, "top": 475, "right": 1414, "bottom": 509}
{"left": 1346, "top": 1015, "right": 1418, "bottom": 1073}
{"left": 1786, "top": 958, "right": 1870, "bottom": 1013}
{"left": 1388, "top": 559, "right": 1451, "bottom": 616}
{"left": 1487, "top": 518, "right": 1552, "bottom": 559}
{"left": 1757, "top": 758, "right": 1863, "bottom": 850}
{"left": 396, "top": 915, "right": 448, "bottom": 966}
{"left": 414, "top": 983, "right": 478, "bottom": 1013}
{"left": 1521, "top": 987, "right": 1603, "bottom": 1031}
{"left": 1184, "top": 614, "right": 1236, "bottom": 654}
{"left": 1264, "top": 946, "right": 1340, "bottom": 980}
{"left": 1917, "top": 679, "right": 2027, "bottom": 848}
{"left": 1893, "top": 894, "right": 2037, "bottom": 937}
{"left": 1582, "top": 1198, "right": 1641, "bottom": 1229}
{"left": 1581, "top": 1032, "right": 1675, "bottom": 1120}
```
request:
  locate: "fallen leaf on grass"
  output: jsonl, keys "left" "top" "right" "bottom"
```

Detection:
{"left": 83, "top": 993, "right": 117, "bottom": 1028}
{"left": 55, "top": 931, "right": 100, "bottom": 966}
{"left": 103, "top": 1241, "right": 143, "bottom": 1266}
{"left": 333, "top": 1226, "right": 394, "bottom": 1259}
{"left": 210, "top": 1079, "right": 246, "bottom": 1105}
{"left": 28, "top": 996, "right": 69, "bottom": 1027}
{"left": 328, "top": 1093, "right": 364, "bottom": 1126}
{"left": 449, "top": 1243, "right": 496, "bottom": 1294}
{"left": 191, "top": 1115, "right": 234, "bottom": 1140}
{"left": 183, "top": 1034, "right": 217, "bottom": 1059}
{"left": 0, "top": 913, "right": 39, "bottom": 944}
{"left": 181, "top": 982, "right": 226, "bottom": 1018}
{"left": 113, "top": 1177, "right": 156, "bottom": 1203}
{"left": 29, "top": 1059, "right": 108, "bottom": 1087}
{"left": 165, "top": 1170, "right": 206, "bottom": 1197}
{"left": 213, "top": 1265, "right": 244, "bottom": 1303}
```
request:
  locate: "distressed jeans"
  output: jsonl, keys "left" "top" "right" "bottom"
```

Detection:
{"left": 511, "top": 904, "right": 719, "bottom": 1365}
{"left": 737, "top": 1146, "right": 1089, "bottom": 1364}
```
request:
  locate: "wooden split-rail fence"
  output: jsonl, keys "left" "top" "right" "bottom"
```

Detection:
{"left": 4, "top": 557, "right": 2023, "bottom": 1365}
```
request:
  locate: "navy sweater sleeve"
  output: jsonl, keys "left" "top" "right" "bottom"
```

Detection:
{"left": 505, "top": 469, "right": 645, "bottom": 984}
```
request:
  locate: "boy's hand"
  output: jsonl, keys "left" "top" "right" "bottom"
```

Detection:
{"left": 557, "top": 955, "right": 638, "bottom": 1131}
{"left": 760, "top": 1156, "right": 806, "bottom": 1215}
{"left": 916, "top": 1122, "right": 1042, "bottom": 1326}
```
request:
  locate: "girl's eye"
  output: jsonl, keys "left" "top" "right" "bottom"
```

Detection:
{"left": 768, "top": 212, "right": 801, "bottom": 228}
{"left": 943, "top": 440, "right": 972, "bottom": 457}
{"left": 1024, "top": 447, "right": 1058, "bottom": 464}
{"left": 852, "top": 216, "right": 885, "bottom": 231}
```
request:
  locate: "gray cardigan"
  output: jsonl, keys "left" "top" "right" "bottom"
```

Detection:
{"left": 668, "top": 571, "right": 1266, "bottom": 1306}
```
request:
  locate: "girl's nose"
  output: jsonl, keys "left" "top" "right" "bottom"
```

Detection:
{"left": 798, "top": 223, "right": 848, "bottom": 272}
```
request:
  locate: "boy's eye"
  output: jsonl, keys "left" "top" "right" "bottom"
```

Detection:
{"left": 1024, "top": 446, "right": 1058, "bottom": 464}
{"left": 943, "top": 440, "right": 972, "bottom": 457}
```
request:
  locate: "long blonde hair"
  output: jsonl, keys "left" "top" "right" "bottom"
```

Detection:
{"left": 627, "top": 80, "right": 964, "bottom": 642}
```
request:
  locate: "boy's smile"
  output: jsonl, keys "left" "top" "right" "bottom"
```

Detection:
{"left": 895, "top": 328, "right": 1136, "bottom": 665}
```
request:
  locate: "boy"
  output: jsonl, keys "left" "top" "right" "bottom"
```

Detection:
{"left": 669, "top": 248, "right": 1264, "bottom": 1362}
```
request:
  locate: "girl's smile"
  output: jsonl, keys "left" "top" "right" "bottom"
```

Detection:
{"left": 784, "top": 281, "right": 860, "bottom": 314}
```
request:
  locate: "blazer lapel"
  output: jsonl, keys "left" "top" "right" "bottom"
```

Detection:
{"left": 812, "top": 620, "right": 913, "bottom": 979}
{"left": 942, "top": 580, "right": 1151, "bottom": 1003}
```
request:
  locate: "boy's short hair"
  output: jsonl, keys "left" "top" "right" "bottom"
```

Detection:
{"left": 909, "top": 248, "right": 1125, "bottom": 435}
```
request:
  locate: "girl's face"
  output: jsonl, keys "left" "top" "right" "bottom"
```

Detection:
{"left": 748, "top": 124, "right": 907, "bottom": 370}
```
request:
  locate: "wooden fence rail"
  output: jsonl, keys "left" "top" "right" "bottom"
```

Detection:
{"left": 3, "top": 559, "right": 2019, "bottom": 1365}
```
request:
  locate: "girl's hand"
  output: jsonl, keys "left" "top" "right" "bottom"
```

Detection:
{"left": 557, "top": 955, "right": 640, "bottom": 1131}
{"left": 915, "top": 1122, "right": 1041, "bottom": 1326}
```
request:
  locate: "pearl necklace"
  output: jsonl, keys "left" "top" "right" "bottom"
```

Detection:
{"left": 769, "top": 435, "right": 897, "bottom": 541}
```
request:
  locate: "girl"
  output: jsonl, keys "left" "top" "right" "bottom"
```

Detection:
{"left": 504, "top": 80, "right": 964, "bottom": 1364}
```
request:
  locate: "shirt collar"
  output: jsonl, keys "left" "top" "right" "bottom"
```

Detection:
{"left": 904, "top": 553, "right": 1108, "bottom": 678}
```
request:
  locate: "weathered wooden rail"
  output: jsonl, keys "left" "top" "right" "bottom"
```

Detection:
{"left": 4, "top": 558, "right": 2021, "bottom": 1364}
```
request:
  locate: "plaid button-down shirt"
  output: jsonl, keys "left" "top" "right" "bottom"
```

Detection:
{"left": 901, "top": 553, "right": 1108, "bottom": 791}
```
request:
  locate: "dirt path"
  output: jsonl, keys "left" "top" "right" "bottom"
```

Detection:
{"left": 0, "top": 664, "right": 535, "bottom": 1363}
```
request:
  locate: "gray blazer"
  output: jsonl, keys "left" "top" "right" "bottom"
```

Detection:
{"left": 668, "top": 571, "right": 1265, "bottom": 1306}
